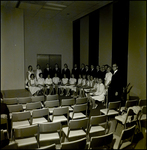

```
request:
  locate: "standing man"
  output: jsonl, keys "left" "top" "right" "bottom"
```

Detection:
{"left": 62, "top": 63, "right": 70, "bottom": 79}
{"left": 72, "top": 64, "right": 79, "bottom": 80}
{"left": 44, "top": 63, "right": 53, "bottom": 78}
{"left": 108, "top": 63, "right": 123, "bottom": 103}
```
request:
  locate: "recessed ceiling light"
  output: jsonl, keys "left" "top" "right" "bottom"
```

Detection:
{"left": 42, "top": 6, "right": 63, "bottom": 11}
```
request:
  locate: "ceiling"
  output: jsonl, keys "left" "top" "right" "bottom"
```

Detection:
{"left": 1, "top": 1, "right": 113, "bottom": 21}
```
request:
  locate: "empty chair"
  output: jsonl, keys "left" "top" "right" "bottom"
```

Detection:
{"left": 113, "top": 125, "right": 136, "bottom": 149}
{"left": 7, "top": 104, "right": 23, "bottom": 119}
{"left": 88, "top": 115, "right": 108, "bottom": 139}
{"left": 31, "top": 96, "right": 45, "bottom": 107}
{"left": 115, "top": 107, "right": 141, "bottom": 130}
{"left": 138, "top": 106, "right": 146, "bottom": 130}
{"left": 44, "top": 100, "right": 60, "bottom": 114}
{"left": 38, "top": 122, "right": 61, "bottom": 147}
{"left": 100, "top": 101, "right": 121, "bottom": 120}
{"left": 17, "top": 97, "right": 32, "bottom": 110}
{"left": 2, "top": 98, "right": 18, "bottom": 105}
{"left": 26, "top": 102, "right": 42, "bottom": 115}
{"left": 45, "top": 94, "right": 59, "bottom": 101}
{"left": 69, "top": 103, "right": 87, "bottom": 120}
{"left": 120, "top": 99, "right": 138, "bottom": 112}
{"left": 138, "top": 99, "right": 146, "bottom": 107}
{"left": 49, "top": 107, "right": 69, "bottom": 123}
{"left": 13, "top": 124, "right": 39, "bottom": 149}
{"left": 60, "top": 137, "right": 86, "bottom": 149}
{"left": 32, "top": 108, "right": 49, "bottom": 125}
{"left": 88, "top": 132, "right": 114, "bottom": 149}
{"left": 61, "top": 98, "right": 75, "bottom": 112}
{"left": 62, "top": 117, "right": 88, "bottom": 142}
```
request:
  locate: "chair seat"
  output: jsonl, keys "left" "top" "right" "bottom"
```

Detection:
{"left": 62, "top": 127, "right": 86, "bottom": 140}
{"left": 89, "top": 126, "right": 105, "bottom": 134}
{"left": 32, "top": 118, "right": 48, "bottom": 125}
{"left": 100, "top": 109, "right": 119, "bottom": 116}
{"left": 49, "top": 115, "right": 68, "bottom": 122}
{"left": 16, "top": 137, "right": 38, "bottom": 149}
{"left": 115, "top": 114, "right": 137, "bottom": 124}
{"left": 69, "top": 112, "right": 86, "bottom": 119}
{"left": 12, "top": 120, "right": 31, "bottom": 128}
{"left": 140, "top": 114, "right": 146, "bottom": 120}
{"left": 22, "top": 104, "right": 26, "bottom": 110}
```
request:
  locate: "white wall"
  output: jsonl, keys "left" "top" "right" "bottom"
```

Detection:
{"left": 99, "top": 4, "right": 112, "bottom": 67}
{"left": 1, "top": 7, "right": 24, "bottom": 90}
{"left": 128, "top": 1, "right": 146, "bottom": 99}
{"left": 24, "top": 16, "right": 73, "bottom": 77}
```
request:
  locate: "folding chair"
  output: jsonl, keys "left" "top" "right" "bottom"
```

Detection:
{"left": 7, "top": 104, "right": 23, "bottom": 119}
{"left": 17, "top": 97, "right": 32, "bottom": 110}
{"left": 45, "top": 94, "right": 59, "bottom": 101}
{"left": 62, "top": 117, "right": 88, "bottom": 142}
{"left": 26, "top": 102, "right": 43, "bottom": 116}
{"left": 87, "top": 115, "right": 108, "bottom": 140}
{"left": 88, "top": 132, "right": 114, "bottom": 149}
{"left": 13, "top": 124, "right": 39, "bottom": 149}
{"left": 49, "top": 107, "right": 69, "bottom": 123}
{"left": 100, "top": 101, "right": 121, "bottom": 120}
{"left": 75, "top": 97, "right": 88, "bottom": 105}
{"left": 113, "top": 125, "right": 136, "bottom": 149}
{"left": 32, "top": 108, "right": 49, "bottom": 125}
{"left": 138, "top": 106, "right": 146, "bottom": 130}
{"left": 44, "top": 100, "right": 60, "bottom": 114}
{"left": 120, "top": 99, "right": 138, "bottom": 112}
{"left": 38, "top": 122, "right": 61, "bottom": 147}
{"left": 115, "top": 107, "right": 141, "bottom": 130}
{"left": 2, "top": 98, "right": 18, "bottom": 105}
{"left": 11, "top": 111, "right": 31, "bottom": 139}
{"left": 61, "top": 98, "right": 75, "bottom": 112}
{"left": 60, "top": 137, "right": 87, "bottom": 149}
{"left": 69, "top": 103, "right": 87, "bottom": 120}
{"left": 31, "top": 96, "right": 45, "bottom": 107}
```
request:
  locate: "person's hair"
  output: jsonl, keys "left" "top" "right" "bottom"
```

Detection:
{"left": 36, "top": 64, "right": 40, "bottom": 67}
{"left": 39, "top": 73, "right": 43, "bottom": 77}
{"left": 30, "top": 73, "right": 35, "bottom": 78}
{"left": 28, "top": 65, "right": 32, "bottom": 70}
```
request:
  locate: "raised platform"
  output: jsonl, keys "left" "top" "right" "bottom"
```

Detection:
{"left": 1, "top": 89, "right": 32, "bottom": 98}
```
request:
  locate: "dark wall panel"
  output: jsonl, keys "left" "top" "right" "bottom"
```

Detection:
{"left": 112, "top": 1, "right": 129, "bottom": 87}
{"left": 89, "top": 9, "right": 99, "bottom": 66}
{"left": 73, "top": 19, "right": 80, "bottom": 68}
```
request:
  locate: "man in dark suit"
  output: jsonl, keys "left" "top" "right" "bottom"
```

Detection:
{"left": 108, "top": 63, "right": 123, "bottom": 103}
{"left": 44, "top": 63, "right": 53, "bottom": 78}
{"left": 90, "top": 64, "right": 96, "bottom": 77}
{"left": 62, "top": 63, "right": 70, "bottom": 79}
{"left": 53, "top": 63, "right": 61, "bottom": 78}
{"left": 72, "top": 64, "right": 79, "bottom": 80}
{"left": 85, "top": 65, "right": 90, "bottom": 78}
{"left": 80, "top": 63, "right": 86, "bottom": 77}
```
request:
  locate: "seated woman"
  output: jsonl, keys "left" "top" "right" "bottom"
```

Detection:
{"left": 36, "top": 73, "right": 45, "bottom": 95}
{"left": 88, "top": 78, "right": 106, "bottom": 109}
{"left": 52, "top": 73, "right": 61, "bottom": 94}
{"left": 28, "top": 74, "right": 41, "bottom": 96}
{"left": 84, "top": 75, "right": 95, "bottom": 93}
{"left": 67, "top": 74, "right": 77, "bottom": 97}
{"left": 44, "top": 74, "right": 53, "bottom": 95}
{"left": 78, "top": 74, "right": 87, "bottom": 97}
{"left": 60, "top": 74, "right": 69, "bottom": 96}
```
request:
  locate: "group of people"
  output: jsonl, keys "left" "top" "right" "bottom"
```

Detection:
{"left": 25, "top": 63, "right": 123, "bottom": 108}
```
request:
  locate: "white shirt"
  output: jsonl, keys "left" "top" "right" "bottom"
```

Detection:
{"left": 105, "top": 72, "right": 112, "bottom": 86}
{"left": 94, "top": 83, "right": 105, "bottom": 96}
{"left": 69, "top": 78, "right": 77, "bottom": 85}
{"left": 78, "top": 78, "right": 82, "bottom": 85}
{"left": 62, "top": 78, "right": 68, "bottom": 84}
{"left": 45, "top": 78, "right": 53, "bottom": 85}
{"left": 52, "top": 77, "right": 60, "bottom": 84}
{"left": 37, "top": 77, "right": 45, "bottom": 85}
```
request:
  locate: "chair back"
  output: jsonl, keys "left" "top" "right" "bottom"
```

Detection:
{"left": 37, "top": 143, "right": 56, "bottom": 150}
{"left": 73, "top": 103, "right": 87, "bottom": 113}
{"left": 18, "top": 97, "right": 32, "bottom": 104}
{"left": 125, "top": 100, "right": 138, "bottom": 109}
{"left": 2, "top": 98, "right": 18, "bottom": 105}
{"left": 61, "top": 99, "right": 75, "bottom": 106}
{"left": 53, "top": 107, "right": 69, "bottom": 116}
{"left": 138, "top": 99, "right": 146, "bottom": 107}
{"left": 61, "top": 137, "right": 86, "bottom": 149}
{"left": 31, "top": 96, "right": 45, "bottom": 103}
{"left": 7, "top": 104, "right": 23, "bottom": 113}
{"left": 14, "top": 124, "right": 38, "bottom": 139}
{"left": 109, "top": 101, "right": 121, "bottom": 110}
{"left": 76, "top": 97, "right": 87, "bottom": 104}
{"left": 26, "top": 102, "right": 42, "bottom": 110}
{"left": 12, "top": 111, "right": 31, "bottom": 121}
{"left": 44, "top": 100, "right": 59, "bottom": 108}
{"left": 39, "top": 122, "right": 61, "bottom": 133}
{"left": 32, "top": 108, "right": 48, "bottom": 118}
{"left": 69, "top": 118, "right": 88, "bottom": 130}
{"left": 45, "top": 95, "right": 59, "bottom": 101}
{"left": 89, "top": 132, "right": 113, "bottom": 149}
{"left": 90, "top": 115, "right": 107, "bottom": 126}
